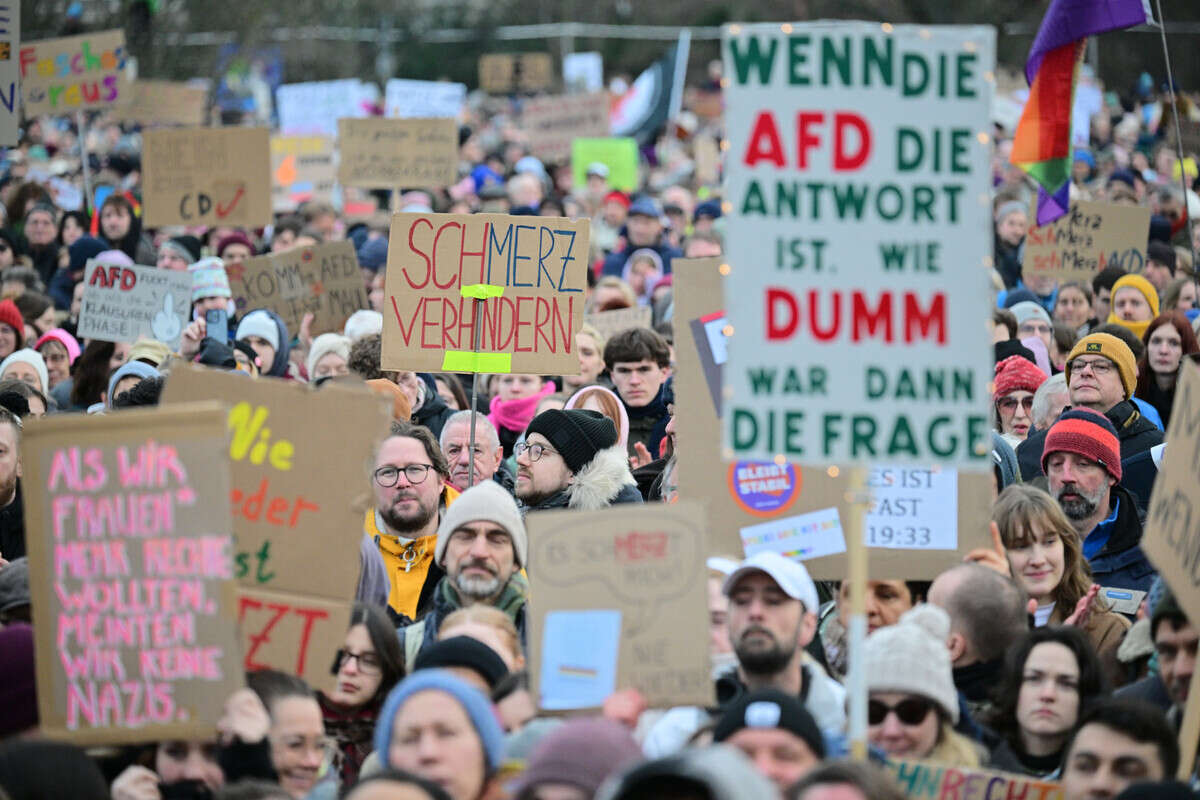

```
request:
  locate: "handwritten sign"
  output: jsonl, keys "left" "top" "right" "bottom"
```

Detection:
{"left": 117, "top": 81, "right": 208, "bottom": 127}
{"left": 1143, "top": 361, "right": 1200, "bottom": 624}
{"left": 19, "top": 30, "right": 131, "bottom": 116}
{"left": 382, "top": 212, "right": 590, "bottom": 375}
{"left": 77, "top": 261, "right": 192, "bottom": 350}
{"left": 586, "top": 306, "right": 652, "bottom": 342}
{"left": 0, "top": 2, "right": 19, "bottom": 145}
{"left": 23, "top": 404, "right": 243, "bottom": 745}
{"left": 143, "top": 127, "right": 272, "bottom": 228}
{"left": 226, "top": 241, "right": 365, "bottom": 337}
{"left": 479, "top": 53, "right": 554, "bottom": 93}
{"left": 527, "top": 502, "right": 713, "bottom": 710}
{"left": 277, "top": 79, "right": 367, "bottom": 138}
{"left": 572, "top": 138, "right": 639, "bottom": 191}
{"left": 271, "top": 136, "right": 336, "bottom": 213}
{"left": 161, "top": 365, "right": 391, "bottom": 688}
{"left": 1024, "top": 200, "right": 1150, "bottom": 282}
{"left": 337, "top": 118, "right": 458, "bottom": 189}
{"left": 672, "top": 257, "right": 993, "bottom": 575}
{"left": 886, "top": 759, "right": 1062, "bottom": 800}
{"left": 384, "top": 78, "right": 466, "bottom": 119}
{"left": 522, "top": 92, "right": 610, "bottom": 163}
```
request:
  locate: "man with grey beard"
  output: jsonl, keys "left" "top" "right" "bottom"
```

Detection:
{"left": 1042, "top": 408, "right": 1154, "bottom": 596}
{"left": 399, "top": 480, "right": 528, "bottom": 665}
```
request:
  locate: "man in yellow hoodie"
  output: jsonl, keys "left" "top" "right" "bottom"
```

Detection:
{"left": 366, "top": 421, "right": 459, "bottom": 623}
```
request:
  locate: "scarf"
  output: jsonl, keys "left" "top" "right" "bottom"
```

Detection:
{"left": 437, "top": 570, "right": 530, "bottom": 622}
{"left": 319, "top": 693, "right": 381, "bottom": 787}
{"left": 488, "top": 381, "right": 554, "bottom": 434}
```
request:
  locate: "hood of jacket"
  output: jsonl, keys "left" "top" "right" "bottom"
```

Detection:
{"left": 566, "top": 444, "right": 639, "bottom": 511}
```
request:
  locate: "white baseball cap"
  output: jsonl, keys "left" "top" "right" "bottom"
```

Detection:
{"left": 722, "top": 551, "right": 819, "bottom": 614}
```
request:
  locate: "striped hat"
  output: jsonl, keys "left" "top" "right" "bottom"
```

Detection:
{"left": 1041, "top": 407, "right": 1121, "bottom": 481}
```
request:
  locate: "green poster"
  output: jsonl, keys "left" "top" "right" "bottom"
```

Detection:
{"left": 572, "top": 137, "right": 639, "bottom": 191}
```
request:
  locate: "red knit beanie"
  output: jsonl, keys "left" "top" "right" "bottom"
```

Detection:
{"left": 1041, "top": 408, "right": 1122, "bottom": 481}
{"left": 0, "top": 299, "right": 24, "bottom": 348}
{"left": 993, "top": 354, "right": 1048, "bottom": 400}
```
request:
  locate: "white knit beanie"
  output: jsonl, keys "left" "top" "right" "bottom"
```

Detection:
{"left": 343, "top": 309, "right": 383, "bottom": 342}
{"left": 435, "top": 480, "right": 528, "bottom": 568}
{"left": 863, "top": 604, "right": 959, "bottom": 723}
{"left": 0, "top": 348, "right": 49, "bottom": 395}
{"left": 306, "top": 333, "right": 351, "bottom": 380}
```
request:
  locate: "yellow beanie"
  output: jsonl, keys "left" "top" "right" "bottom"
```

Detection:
{"left": 1105, "top": 273, "right": 1160, "bottom": 340}
{"left": 1065, "top": 332, "right": 1137, "bottom": 399}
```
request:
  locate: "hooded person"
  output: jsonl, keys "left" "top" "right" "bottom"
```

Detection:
{"left": 235, "top": 309, "right": 294, "bottom": 378}
{"left": 0, "top": 349, "right": 50, "bottom": 396}
{"left": 49, "top": 235, "right": 105, "bottom": 311}
{"left": 510, "top": 718, "right": 643, "bottom": 800}
{"left": 1106, "top": 273, "right": 1160, "bottom": 340}
{"left": 515, "top": 409, "right": 642, "bottom": 514}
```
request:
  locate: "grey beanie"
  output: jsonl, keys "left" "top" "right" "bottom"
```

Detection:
{"left": 435, "top": 480, "right": 528, "bottom": 568}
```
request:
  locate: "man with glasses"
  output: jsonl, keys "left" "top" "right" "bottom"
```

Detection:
{"left": 400, "top": 480, "right": 529, "bottom": 664}
{"left": 1015, "top": 332, "right": 1162, "bottom": 481}
{"left": 365, "top": 422, "right": 460, "bottom": 624}
{"left": 514, "top": 408, "right": 642, "bottom": 514}
{"left": 1041, "top": 408, "right": 1154, "bottom": 594}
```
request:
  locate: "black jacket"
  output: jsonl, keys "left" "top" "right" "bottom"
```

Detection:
{"left": 1016, "top": 400, "right": 1164, "bottom": 481}
{"left": 413, "top": 378, "right": 455, "bottom": 440}
{"left": 0, "top": 482, "right": 24, "bottom": 561}
{"left": 1087, "top": 484, "right": 1156, "bottom": 596}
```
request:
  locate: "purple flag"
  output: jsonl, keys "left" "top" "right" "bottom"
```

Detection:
{"left": 1026, "top": 0, "right": 1151, "bottom": 84}
{"left": 1036, "top": 183, "right": 1072, "bottom": 227}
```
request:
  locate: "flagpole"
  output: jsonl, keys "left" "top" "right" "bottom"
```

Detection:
{"left": 1152, "top": 0, "right": 1199, "bottom": 275}
{"left": 77, "top": 111, "right": 94, "bottom": 216}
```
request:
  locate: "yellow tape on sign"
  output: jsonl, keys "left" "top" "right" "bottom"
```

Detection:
{"left": 460, "top": 284, "right": 505, "bottom": 299}
{"left": 441, "top": 351, "right": 512, "bottom": 373}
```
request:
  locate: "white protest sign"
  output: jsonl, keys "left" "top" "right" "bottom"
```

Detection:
{"left": 740, "top": 507, "right": 848, "bottom": 561}
{"left": 865, "top": 465, "right": 958, "bottom": 549}
{"left": 564, "top": 52, "right": 604, "bottom": 93}
{"left": 721, "top": 23, "right": 995, "bottom": 469}
{"left": 385, "top": 79, "right": 466, "bottom": 119}
{"left": 77, "top": 261, "right": 192, "bottom": 349}
{"left": 276, "top": 79, "right": 367, "bottom": 137}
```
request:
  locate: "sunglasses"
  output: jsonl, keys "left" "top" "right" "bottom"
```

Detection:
{"left": 997, "top": 396, "right": 1034, "bottom": 412}
{"left": 868, "top": 697, "right": 933, "bottom": 726}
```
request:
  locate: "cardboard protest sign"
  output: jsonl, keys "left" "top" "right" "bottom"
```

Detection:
{"left": 1024, "top": 200, "right": 1150, "bottom": 282}
{"left": 143, "top": 127, "right": 272, "bottom": 228}
{"left": 572, "top": 138, "right": 639, "bottom": 191}
{"left": 522, "top": 92, "right": 610, "bottom": 163}
{"left": 721, "top": 23, "right": 996, "bottom": 469}
{"left": 23, "top": 404, "right": 243, "bottom": 744}
{"left": 586, "top": 306, "right": 652, "bottom": 341}
{"left": 672, "top": 257, "right": 992, "bottom": 575}
{"left": 1143, "top": 361, "right": 1200, "bottom": 624}
{"left": 384, "top": 78, "right": 466, "bottom": 119}
{"left": 694, "top": 135, "right": 720, "bottom": 186}
{"left": 277, "top": 79, "right": 367, "bottom": 138}
{"left": 226, "top": 241, "right": 366, "bottom": 337}
{"left": 271, "top": 136, "right": 337, "bottom": 213}
{"left": 527, "top": 502, "right": 714, "bottom": 710}
{"left": 19, "top": 30, "right": 131, "bottom": 116}
{"left": 382, "top": 212, "right": 590, "bottom": 375}
{"left": 0, "top": 2, "right": 19, "bottom": 146}
{"left": 885, "top": 759, "right": 1062, "bottom": 799}
{"left": 117, "top": 81, "right": 208, "bottom": 127}
{"left": 77, "top": 261, "right": 192, "bottom": 350}
{"left": 162, "top": 365, "right": 392, "bottom": 688}
{"left": 479, "top": 53, "right": 554, "bottom": 93}
{"left": 337, "top": 118, "right": 458, "bottom": 189}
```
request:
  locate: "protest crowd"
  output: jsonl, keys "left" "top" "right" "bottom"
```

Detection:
{"left": 4, "top": 7, "right": 1200, "bottom": 800}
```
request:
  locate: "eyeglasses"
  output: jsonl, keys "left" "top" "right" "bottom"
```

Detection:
{"left": 1069, "top": 358, "right": 1114, "bottom": 376}
{"left": 332, "top": 648, "right": 382, "bottom": 675}
{"left": 868, "top": 697, "right": 933, "bottom": 726}
{"left": 515, "top": 441, "right": 557, "bottom": 462}
{"left": 998, "top": 396, "right": 1034, "bottom": 413}
{"left": 374, "top": 464, "right": 434, "bottom": 487}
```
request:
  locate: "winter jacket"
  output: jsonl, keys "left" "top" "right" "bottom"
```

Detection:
{"left": 601, "top": 238, "right": 683, "bottom": 278}
{"left": 1016, "top": 400, "right": 1164, "bottom": 481}
{"left": 0, "top": 481, "right": 23, "bottom": 561}
{"left": 518, "top": 444, "right": 642, "bottom": 515}
{"left": 400, "top": 573, "right": 529, "bottom": 667}
{"left": 1049, "top": 601, "right": 1131, "bottom": 688}
{"left": 413, "top": 375, "right": 456, "bottom": 440}
{"left": 1119, "top": 444, "right": 1164, "bottom": 520}
{"left": 623, "top": 381, "right": 672, "bottom": 460}
{"left": 1085, "top": 484, "right": 1156, "bottom": 596}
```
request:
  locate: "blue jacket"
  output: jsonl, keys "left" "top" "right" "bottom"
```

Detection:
{"left": 601, "top": 238, "right": 683, "bottom": 278}
{"left": 1087, "top": 485, "right": 1156, "bottom": 596}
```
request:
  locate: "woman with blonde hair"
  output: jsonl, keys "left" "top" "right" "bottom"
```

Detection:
{"left": 564, "top": 383, "right": 630, "bottom": 450}
{"left": 992, "top": 485, "right": 1130, "bottom": 685}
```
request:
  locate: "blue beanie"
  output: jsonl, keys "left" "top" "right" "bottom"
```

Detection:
{"left": 106, "top": 361, "right": 159, "bottom": 408}
{"left": 374, "top": 670, "right": 505, "bottom": 774}
{"left": 357, "top": 237, "right": 388, "bottom": 272}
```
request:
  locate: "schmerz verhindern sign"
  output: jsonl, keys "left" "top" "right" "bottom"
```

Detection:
{"left": 721, "top": 22, "right": 996, "bottom": 468}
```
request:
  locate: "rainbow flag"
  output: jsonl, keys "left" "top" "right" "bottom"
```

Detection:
{"left": 1011, "top": 0, "right": 1151, "bottom": 225}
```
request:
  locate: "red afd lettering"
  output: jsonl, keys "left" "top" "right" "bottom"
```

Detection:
{"left": 744, "top": 112, "right": 786, "bottom": 168}
{"left": 834, "top": 112, "right": 871, "bottom": 171}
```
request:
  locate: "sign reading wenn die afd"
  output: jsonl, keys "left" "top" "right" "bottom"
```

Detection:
{"left": 721, "top": 23, "right": 995, "bottom": 468}
{"left": 382, "top": 212, "right": 589, "bottom": 376}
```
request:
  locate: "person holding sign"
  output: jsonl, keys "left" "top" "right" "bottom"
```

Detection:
{"left": 864, "top": 605, "right": 983, "bottom": 767}
{"left": 984, "top": 627, "right": 1108, "bottom": 777}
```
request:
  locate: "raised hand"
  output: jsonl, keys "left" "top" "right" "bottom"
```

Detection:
{"left": 963, "top": 521, "right": 1011, "bottom": 577}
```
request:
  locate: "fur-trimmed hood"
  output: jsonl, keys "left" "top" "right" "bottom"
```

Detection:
{"left": 567, "top": 444, "right": 642, "bottom": 510}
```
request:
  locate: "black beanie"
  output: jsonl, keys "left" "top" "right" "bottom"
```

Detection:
{"left": 525, "top": 409, "right": 617, "bottom": 474}
{"left": 1151, "top": 591, "right": 1188, "bottom": 640}
{"left": 1115, "top": 781, "right": 1197, "bottom": 800}
{"left": 412, "top": 636, "right": 510, "bottom": 690}
{"left": 713, "top": 688, "right": 825, "bottom": 758}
